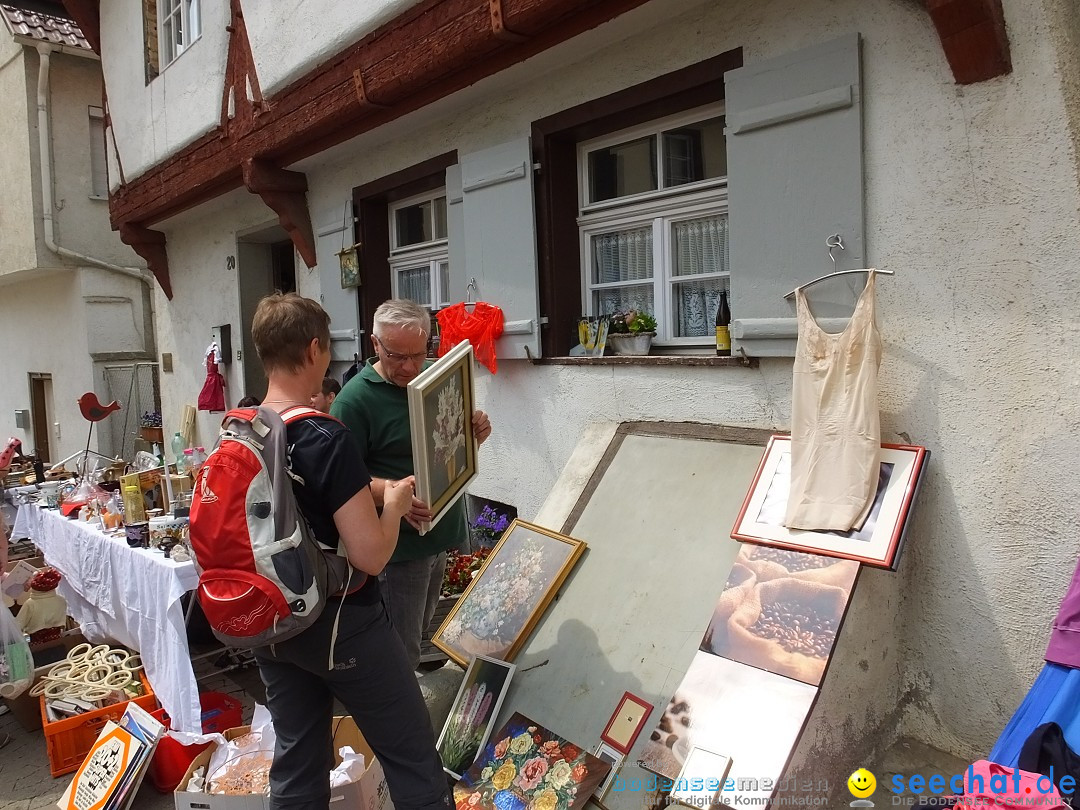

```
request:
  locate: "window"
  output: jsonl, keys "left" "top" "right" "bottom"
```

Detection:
{"left": 578, "top": 106, "right": 728, "bottom": 345}
{"left": 88, "top": 107, "right": 108, "bottom": 199}
{"left": 389, "top": 191, "right": 450, "bottom": 309}
{"left": 159, "top": 0, "right": 201, "bottom": 67}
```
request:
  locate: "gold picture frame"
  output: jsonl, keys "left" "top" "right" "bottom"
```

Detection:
{"left": 432, "top": 519, "right": 586, "bottom": 667}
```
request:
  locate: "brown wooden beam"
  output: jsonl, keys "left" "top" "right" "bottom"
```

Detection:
{"left": 59, "top": 0, "right": 100, "bottom": 53}
{"left": 108, "top": 0, "right": 654, "bottom": 230}
{"left": 242, "top": 159, "right": 317, "bottom": 268}
{"left": 118, "top": 223, "right": 171, "bottom": 299}
{"left": 925, "top": 0, "right": 1011, "bottom": 84}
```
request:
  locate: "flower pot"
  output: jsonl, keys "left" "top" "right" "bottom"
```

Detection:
{"left": 607, "top": 332, "right": 654, "bottom": 356}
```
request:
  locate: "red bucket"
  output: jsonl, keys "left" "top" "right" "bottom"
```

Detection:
{"left": 148, "top": 692, "right": 244, "bottom": 793}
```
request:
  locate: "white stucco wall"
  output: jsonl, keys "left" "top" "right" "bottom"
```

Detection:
{"left": 0, "top": 270, "right": 95, "bottom": 462}
{"left": 0, "top": 37, "right": 38, "bottom": 276}
{"left": 96, "top": 0, "right": 426, "bottom": 181}
{"left": 138, "top": 0, "right": 1080, "bottom": 783}
{"left": 42, "top": 50, "right": 146, "bottom": 269}
{"left": 98, "top": 0, "right": 229, "bottom": 182}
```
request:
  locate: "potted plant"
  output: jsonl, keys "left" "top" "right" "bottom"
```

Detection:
{"left": 606, "top": 310, "right": 658, "bottom": 355}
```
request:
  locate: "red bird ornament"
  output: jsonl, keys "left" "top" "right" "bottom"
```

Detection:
{"left": 79, "top": 393, "right": 122, "bottom": 423}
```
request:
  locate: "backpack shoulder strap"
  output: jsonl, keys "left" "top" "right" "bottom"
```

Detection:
{"left": 281, "top": 406, "right": 344, "bottom": 427}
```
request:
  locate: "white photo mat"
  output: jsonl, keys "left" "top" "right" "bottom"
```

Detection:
{"left": 732, "top": 436, "right": 928, "bottom": 569}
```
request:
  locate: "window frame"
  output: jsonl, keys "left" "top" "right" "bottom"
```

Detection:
{"left": 530, "top": 48, "right": 743, "bottom": 357}
{"left": 158, "top": 0, "right": 201, "bottom": 69}
{"left": 88, "top": 106, "right": 108, "bottom": 200}
{"left": 388, "top": 189, "right": 450, "bottom": 309}
{"left": 579, "top": 188, "right": 728, "bottom": 346}
{"left": 577, "top": 104, "right": 727, "bottom": 212}
{"left": 576, "top": 105, "right": 729, "bottom": 347}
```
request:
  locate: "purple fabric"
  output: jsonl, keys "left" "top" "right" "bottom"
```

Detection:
{"left": 1047, "top": 556, "right": 1080, "bottom": 667}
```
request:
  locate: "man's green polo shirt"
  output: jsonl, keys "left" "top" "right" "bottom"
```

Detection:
{"left": 330, "top": 358, "right": 465, "bottom": 563}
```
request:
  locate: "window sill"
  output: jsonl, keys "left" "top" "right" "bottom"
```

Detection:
{"left": 526, "top": 354, "right": 756, "bottom": 368}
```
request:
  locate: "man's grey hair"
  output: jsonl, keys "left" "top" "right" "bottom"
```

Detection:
{"left": 373, "top": 299, "right": 430, "bottom": 339}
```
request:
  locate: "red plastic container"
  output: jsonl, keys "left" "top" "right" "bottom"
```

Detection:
{"left": 148, "top": 692, "right": 244, "bottom": 793}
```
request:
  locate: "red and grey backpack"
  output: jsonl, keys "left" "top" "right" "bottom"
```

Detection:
{"left": 188, "top": 405, "right": 353, "bottom": 649}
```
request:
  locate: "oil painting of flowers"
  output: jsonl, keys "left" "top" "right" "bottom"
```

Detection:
{"left": 454, "top": 713, "right": 610, "bottom": 810}
{"left": 408, "top": 340, "right": 478, "bottom": 534}
{"left": 438, "top": 655, "right": 516, "bottom": 778}
{"left": 433, "top": 520, "right": 587, "bottom": 667}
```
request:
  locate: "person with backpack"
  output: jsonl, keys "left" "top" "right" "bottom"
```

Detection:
{"left": 199, "top": 293, "right": 451, "bottom": 810}
{"left": 331, "top": 299, "right": 492, "bottom": 670}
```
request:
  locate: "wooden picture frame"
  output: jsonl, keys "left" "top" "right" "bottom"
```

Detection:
{"left": 432, "top": 519, "right": 586, "bottom": 667}
{"left": 436, "top": 655, "right": 516, "bottom": 779}
{"left": 600, "top": 691, "right": 654, "bottom": 755}
{"left": 731, "top": 435, "right": 930, "bottom": 571}
{"left": 407, "top": 340, "right": 478, "bottom": 534}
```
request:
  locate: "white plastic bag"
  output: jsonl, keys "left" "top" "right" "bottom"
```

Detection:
{"left": 0, "top": 601, "right": 33, "bottom": 698}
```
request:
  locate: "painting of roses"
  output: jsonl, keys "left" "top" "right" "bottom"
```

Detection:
{"left": 433, "top": 520, "right": 587, "bottom": 667}
{"left": 454, "top": 713, "right": 610, "bottom": 810}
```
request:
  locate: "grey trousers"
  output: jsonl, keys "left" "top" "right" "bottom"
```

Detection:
{"left": 379, "top": 552, "right": 448, "bottom": 670}
{"left": 254, "top": 594, "right": 451, "bottom": 810}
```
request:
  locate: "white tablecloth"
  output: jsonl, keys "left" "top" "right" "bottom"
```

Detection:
{"left": 14, "top": 504, "right": 202, "bottom": 732}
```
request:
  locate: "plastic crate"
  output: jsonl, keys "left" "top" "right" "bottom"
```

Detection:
{"left": 148, "top": 692, "right": 244, "bottom": 793}
{"left": 39, "top": 670, "right": 158, "bottom": 778}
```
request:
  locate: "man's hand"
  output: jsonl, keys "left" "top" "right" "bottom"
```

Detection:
{"left": 397, "top": 476, "right": 434, "bottom": 531}
{"left": 473, "top": 410, "right": 492, "bottom": 446}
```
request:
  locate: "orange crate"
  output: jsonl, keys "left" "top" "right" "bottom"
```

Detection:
{"left": 39, "top": 670, "right": 158, "bottom": 777}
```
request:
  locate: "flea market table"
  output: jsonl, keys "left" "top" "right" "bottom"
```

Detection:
{"left": 12, "top": 504, "right": 202, "bottom": 732}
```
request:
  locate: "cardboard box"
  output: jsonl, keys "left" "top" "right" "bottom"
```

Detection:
{"left": 174, "top": 717, "right": 392, "bottom": 810}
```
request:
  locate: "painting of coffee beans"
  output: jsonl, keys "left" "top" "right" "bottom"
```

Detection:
{"left": 700, "top": 544, "right": 859, "bottom": 686}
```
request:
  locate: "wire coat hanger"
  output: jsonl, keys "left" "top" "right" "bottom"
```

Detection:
{"left": 783, "top": 234, "right": 893, "bottom": 300}
{"left": 465, "top": 277, "right": 478, "bottom": 312}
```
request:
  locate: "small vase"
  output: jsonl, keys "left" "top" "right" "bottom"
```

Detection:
{"left": 607, "top": 332, "right": 654, "bottom": 356}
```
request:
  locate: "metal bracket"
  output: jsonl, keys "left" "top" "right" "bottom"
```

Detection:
{"left": 489, "top": 0, "right": 528, "bottom": 42}
{"left": 352, "top": 68, "right": 390, "bottom": 109}
{"left": 737, "top": 347, "right": 752, "bottom": 367}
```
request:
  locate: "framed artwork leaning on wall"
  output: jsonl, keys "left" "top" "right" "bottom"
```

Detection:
{"left": 437, "top": 655, "right": 517, "bottom": 779}
{"left": 433, "top": 519, "right": 587, "bottom": 667}
{"left": 731, "top": 435, "right": 930, "bottom": 570}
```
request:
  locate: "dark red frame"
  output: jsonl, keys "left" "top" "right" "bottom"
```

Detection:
{"left": 730, "top": 434, "right": 930, "bottom": 571}
{"left": 600, "top": 691, "right": 654, "bottom": 755}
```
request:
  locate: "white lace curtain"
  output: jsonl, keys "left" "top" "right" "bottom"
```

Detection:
{"left": 673, "top": 215, "right": 728, "bottom": 337}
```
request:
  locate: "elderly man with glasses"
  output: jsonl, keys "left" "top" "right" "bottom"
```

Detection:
{"left": 331, "top": 299, "right": 492, "bottom": 670}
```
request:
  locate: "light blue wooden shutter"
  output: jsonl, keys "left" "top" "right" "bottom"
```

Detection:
{"left": 457, "top": 139, "right": 541, "bottom": 359}
{"left": 726, "top": 33, "right": 864, "bottom": 356}
{"left": 445, "top": 163, "right": 466, "bottom": 303}
{"left": 315, "top": 204, "right": 361, "bottom": 362}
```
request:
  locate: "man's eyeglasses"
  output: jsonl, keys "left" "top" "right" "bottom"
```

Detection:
{"left": 373, "top": 335, "right": 428, "bottom": 364}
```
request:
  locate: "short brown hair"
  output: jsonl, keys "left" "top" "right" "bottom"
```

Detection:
{"left": 251, "top": 293, "right": 331, "bottom": 373}
{"left": 321, "top": 377, "right": 341, "bottom": 396}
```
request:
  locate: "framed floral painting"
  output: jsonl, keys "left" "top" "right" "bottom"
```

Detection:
{"left": 407, "top": 340, "right": 478, "bottom": 534}
{"left": 433, "top": 519, "right": 587, "bottom": 667}
{"left": 453, "top": 712, "right": 610, "bottom": 810}
{"left": 437, "top": 655, "right": 517, "bottom": 779}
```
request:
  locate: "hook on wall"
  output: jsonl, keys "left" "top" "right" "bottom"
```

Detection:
{"left": 465, "top": 277, "right": 478, "bottom": 306}
{"left": 826, "top": 234, "right": 845, "bottom": 266}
